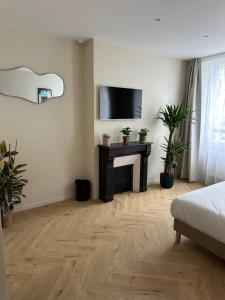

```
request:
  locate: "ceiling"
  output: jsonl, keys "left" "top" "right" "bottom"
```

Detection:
{"left": 1, "top": 0, "right": 225, "bottom": 60}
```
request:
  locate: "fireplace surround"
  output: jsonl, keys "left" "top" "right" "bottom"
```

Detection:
{"left": 98, "top": 142, "right": 152, "bottom": 202}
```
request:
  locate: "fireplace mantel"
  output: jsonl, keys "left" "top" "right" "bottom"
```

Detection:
{"left": 99, "top": 142, "right": 152, "bottom": 202}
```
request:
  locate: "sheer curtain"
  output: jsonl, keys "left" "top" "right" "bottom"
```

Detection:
{"left": 199, "top": 54, "right": 225, "bottom": 184}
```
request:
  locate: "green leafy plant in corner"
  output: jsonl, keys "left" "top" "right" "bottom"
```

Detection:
{"left": 156, "top": 104, "right": 190, "bottom": 176}
{"left": 121, "top": 127, "right": 132, "bottom": 136}
{"left": 0, "top": 140, "right": 28, "bottom": 215}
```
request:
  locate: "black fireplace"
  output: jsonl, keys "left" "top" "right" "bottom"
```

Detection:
{"left": 98, "top": 142, "right": 152, "bottom": 202}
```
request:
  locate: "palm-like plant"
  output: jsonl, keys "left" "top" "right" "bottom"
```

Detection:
{"left": 156, "top": 104, "right": 190, "bottom": 176}
{"left": 0, "top": 140, "right": 28, "bottom": 216}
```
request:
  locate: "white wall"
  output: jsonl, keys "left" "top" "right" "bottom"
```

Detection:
{"left": 92, "top": 40, "right": 187, "bottom": 197}
{"left": 0, "top": 27, "right": 188, "bottom": 206}
{"left": 82, "top": 40, "right": 96, "bottom": 193}
{"left": 0, "top": 27, "right": 84, "bottom": 211}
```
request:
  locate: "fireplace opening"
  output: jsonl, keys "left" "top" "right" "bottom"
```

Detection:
{"left": 113, "top": 164, "right": 133, "bottom": 194}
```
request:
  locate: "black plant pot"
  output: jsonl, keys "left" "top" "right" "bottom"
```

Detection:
{"left": 160, "top": 173, "right": 174, "bottom": 188}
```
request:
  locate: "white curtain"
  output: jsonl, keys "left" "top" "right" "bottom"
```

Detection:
{"left": 199, "top": 54, "right": 225, "bottom": 184}
{"left": 181, "top": 59, "right": 201, "bottom": 181}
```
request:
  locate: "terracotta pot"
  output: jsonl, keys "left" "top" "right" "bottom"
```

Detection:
{"left": 3, "top": 209, "right": 13, "bottom": 228}
{"left": 102, "top": 137, "right": 111, "bottom": 147}
{"left": 139, "top": 135, "right": 147, "bottom": 144}
{"left": 123, "top": 136, "right": 129, "bottom": 145}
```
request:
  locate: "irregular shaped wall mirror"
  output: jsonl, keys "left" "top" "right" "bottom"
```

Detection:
{"left": 0, "top": 67, "right": 64, "bottom": 103}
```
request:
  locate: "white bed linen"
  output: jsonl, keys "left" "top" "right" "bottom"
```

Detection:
{"left": 171, "top": 181, "right": 225, "bottom": 244}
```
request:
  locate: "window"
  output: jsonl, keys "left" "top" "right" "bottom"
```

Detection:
{"left": 199, "top": 55, "right": 225, "bottom": 183}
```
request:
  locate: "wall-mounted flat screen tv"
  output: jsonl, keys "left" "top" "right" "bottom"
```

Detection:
{"left": 100, "top": 86, "right": 142, "bottom": 119}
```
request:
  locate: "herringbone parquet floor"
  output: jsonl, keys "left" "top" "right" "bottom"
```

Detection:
{"left": 3, "top": 180, "right": 225, "bottom": 300}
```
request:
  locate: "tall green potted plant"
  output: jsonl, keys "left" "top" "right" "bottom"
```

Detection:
{"left": 0, "top": 140, "right": 28, "bottom": 227}
{"left": 156, "top": 104, "right": 190, "bottom": 188}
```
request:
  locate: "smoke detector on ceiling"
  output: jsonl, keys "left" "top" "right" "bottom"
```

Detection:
{"left": 77, "top": 39, "right": 85, "bottom": 44}
{"left": 154, "top": 17, "right": 161, "bottom": 22}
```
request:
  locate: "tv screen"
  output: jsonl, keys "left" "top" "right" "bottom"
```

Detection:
{"left": 100, "top": 86, "right": 142, "bottom": 119}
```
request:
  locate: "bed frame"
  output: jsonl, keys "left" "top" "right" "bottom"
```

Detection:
{"left": 174, "top": 219, "right": 225, "bottom": 260}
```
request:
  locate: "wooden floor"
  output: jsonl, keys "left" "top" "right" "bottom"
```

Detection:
{"left": 3, "top": 180, "right": 225, "bottom": 300}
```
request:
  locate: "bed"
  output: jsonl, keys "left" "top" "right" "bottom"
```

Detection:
{"left": 170, "top": 181, "right": 225, "bottom": 260}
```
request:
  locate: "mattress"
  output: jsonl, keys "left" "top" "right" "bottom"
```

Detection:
{"left": 171, "top": 181, "right": 225, "bottom": 244}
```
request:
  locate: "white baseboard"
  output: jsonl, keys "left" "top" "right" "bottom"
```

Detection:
{"left": 14, "top": 193, "right": 75, "bottom": 213}
{"left": 147, "top": 178, "right": 160, "bottom": 185}
{"left": 91, "top": 193, "right": 98, "bottom": 200}
{"left": 15, "top": 178, "right": 160, "bottom": 212}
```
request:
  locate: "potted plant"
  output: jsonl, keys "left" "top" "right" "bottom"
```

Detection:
{"left": 138, "top": 128, "right": 149, "bottom": 143}
{"left": 121, "top": 127, "right": 132, "bottom": 145}
{"left": 0, "top": 140, "right": 28, "bottom": 227}
{"left": 156, "top": 104, "right": 190, "bottom": 188}
{"left": 102, "top": 133, "right": 111, "bottom": 147}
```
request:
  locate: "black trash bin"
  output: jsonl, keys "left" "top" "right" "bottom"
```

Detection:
{"left": 75, "top": 179, "right": 91, "bottom": 201}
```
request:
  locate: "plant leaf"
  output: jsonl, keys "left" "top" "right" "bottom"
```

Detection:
{"left": 0, "top": 160, "right": 4, "bottom": 172}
